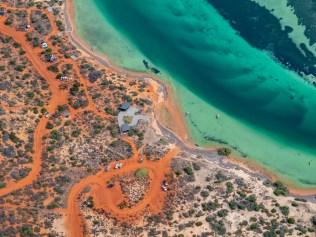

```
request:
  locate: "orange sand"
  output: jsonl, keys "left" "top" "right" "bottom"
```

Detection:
{"left": 0, "top": 8, "right": 68, "bottom": 196}
{"left": 65, "top": 137, "right": 179, "bottom": 237}
{"left": 65, "top": 0, "right": 316, "bottom": 196}
{"left": 0, "top": 5, "right": 108, "bottom": 196}
{"left": 0, "top": 4, "right": 314, "bottom": 237}
{"left": 0, "top": 6, "right": 180, "bottom": 237}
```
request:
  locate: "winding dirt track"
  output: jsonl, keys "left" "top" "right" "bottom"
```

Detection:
{"left": 0, "top": 8, "right": 69, "bottom": 196}
{"left": 0, "top": 6, "right": 108, "bottom": 197}
{"left": 66, "top": 137, "right": 179, "bottom": 237}
{"left": 0, "top": 6, "right": 179, "bottom": 237}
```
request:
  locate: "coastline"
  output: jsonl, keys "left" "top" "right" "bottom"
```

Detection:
{"left": 228, "top": 156, "right": 316, "bottom": 197}
{"left": 64, "top": 0, "right": 191, "bottom": 145}
{"left": 65, "top": 0, "right": 316, "bottom": 196}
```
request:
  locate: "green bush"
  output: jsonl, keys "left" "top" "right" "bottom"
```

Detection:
{"left": 71, "top": 129, "right": 81, "bottom": 137}
{"left": 279, "top": 206, "right": 289, "bottom": 216}
{"left": 217, "top": 147, "right": 231, "bottom": 156}
{"left": 215, "top": 171, "right": 228, "bottom": 182}
{"left": 249, "top": 223, "right": 259, "bottom": 230}
{"left": 175, "top": 170, "right": 181, "bottom": 176}
{"left": 47, "top": 64, "right": 59, "bottom": 73}
{"left": 0, "top": 182, "right": 6, "bottom": 189}
{"left": 195, "top": 221, "right": 203, "bottom": 226}
{"left": 15, "top": 65, "right": 25, "bottom": 72}
{"left": 135, "top": 168, "right": 149, "bottom": 178}
{"left": 287, "top": 217, "right": 295, "bottom": 224}
{"left": 226, "top": 182, "right": 234, "bottom": 193}
{"left": 206, "top": 215, "right": 226, "bottom": 235}
{"left": 4, "top": 18, "right": 13, "bottom": 26}
{"left": 200, "top": 190, "right": 209, "bottom": 198}
{"left": 50, "top": 130, "right": 61, "bottom": 141}
{"left": 273, "top": 181, "right": 288, "bottom": 196}
{"left": 217, "top": 209, "right": 228, "bottom": 218}
{"left": 46, "top": 122, "right": 54, "bottom": 129}
{"left": 202, "top": 200, "right": 220, "bottom": 211}
{"left": 47, "top": 201, "right": 58, "bottom": 209}
{"left": 22, "top": 73, "right": 31, "bottom": 79}
{"left": 246, "top": 194, "right": 257, "bottom": 203}
{"left": 263, "top": 231, "right": 277, "bottom": 237}
{"left": 26, "top": 91, "right": 35, "bottom": 98}
{"left": 183, "top": 166, "right": 193, "bottom": 176}
{"left": 291, "top": 201, "right": 298, "bottom": 207}
{"left": 56, "top": 20, "right": 65, "bottom": 31}
{"left": 20, "top": 225, "right": 34, "bottom": 237}
{"left": 9, "top": 132, "right": 19, "bottom": 143}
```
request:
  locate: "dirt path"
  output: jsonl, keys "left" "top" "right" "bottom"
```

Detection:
{"left": 0, "top": 8, "right": 179, "bottom": 236}
{"left": 64, "top": 0, "right": 316, "bottom": 198}
{"left": 65, "top": 137, "right": 179, "bottom": 237}
{"left": 0, "top": 4, "right": 111, "bottom": 197}
{"left": 0, "top": 5, "right": 210, "bottom": 237}
{"left": 0, "top": 5, "right": 314, "bottom": 237}
{"left": 0, "top": 11, "right": 69, "bottom": 196}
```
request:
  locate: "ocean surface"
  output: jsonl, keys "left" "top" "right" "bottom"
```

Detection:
{"left": 74, "top": 0, "right": 316, "bottom": 188}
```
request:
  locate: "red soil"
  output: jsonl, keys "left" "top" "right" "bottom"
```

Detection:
{"left": 65, "top": 137, "right": 179, "bottom": 237}
{"left": 0, "top": 8, "right": 69, "bottom": 196}
{"left": 0, "top": 7, "right": 179, "bottom": 237}
{"left": 0, "top": 4, "right": 111, "bottom": 196}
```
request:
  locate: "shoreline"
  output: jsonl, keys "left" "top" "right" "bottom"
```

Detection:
{"left": 64, "top": 0, "right": 192, "bottom": 145}
{"left": 228, "top": 156, "right": 316, "bottom": 196}
{"left": 64, "top": 0, "right": 316, "bottom": 196}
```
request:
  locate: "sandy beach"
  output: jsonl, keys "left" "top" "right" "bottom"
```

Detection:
{"left": 65, "top": 0, "right": 316, "bottom": 197}
{"left": 64, "top": 0, "right": 191, "bottom": 144}
{"left": 1, "top": 2, "right": 316, "bottom": 236}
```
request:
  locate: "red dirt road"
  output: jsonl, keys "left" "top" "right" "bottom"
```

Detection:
{"left": 66, "top": 137, "right": 179, "bottom": 237}
{"left": 0, "top": 6, "right": 107, "bottom": 197}
{"left": 0, "top": 6, "right": 179, "bottom": 237}
{"left": 0, "top": 10, "right": 69, "bottom": 196}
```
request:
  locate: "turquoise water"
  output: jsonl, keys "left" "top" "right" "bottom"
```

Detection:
{"left": 74, "top": 0, "right": 316, "bottom": 187}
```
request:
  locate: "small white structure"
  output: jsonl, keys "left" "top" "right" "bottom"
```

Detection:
{"left": 49, "top": 55, "right": 56, "bottom": 62}
{"left": 114, "top": 163, "right": 123, "bottom": 169}
{"left": 60, "top": 76, "right": 68, "bottom": 81}
{"left": 139, "top": 156, "right": 144, "bottom": 163}
{"left": 71, "top": 55, "right": 78, "bottom": 61}
{"left": 41, "top": 42, "right": 48, "bottom": 49}
{"left": 161, "top": 180, "right": 168, "bottom": 191}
